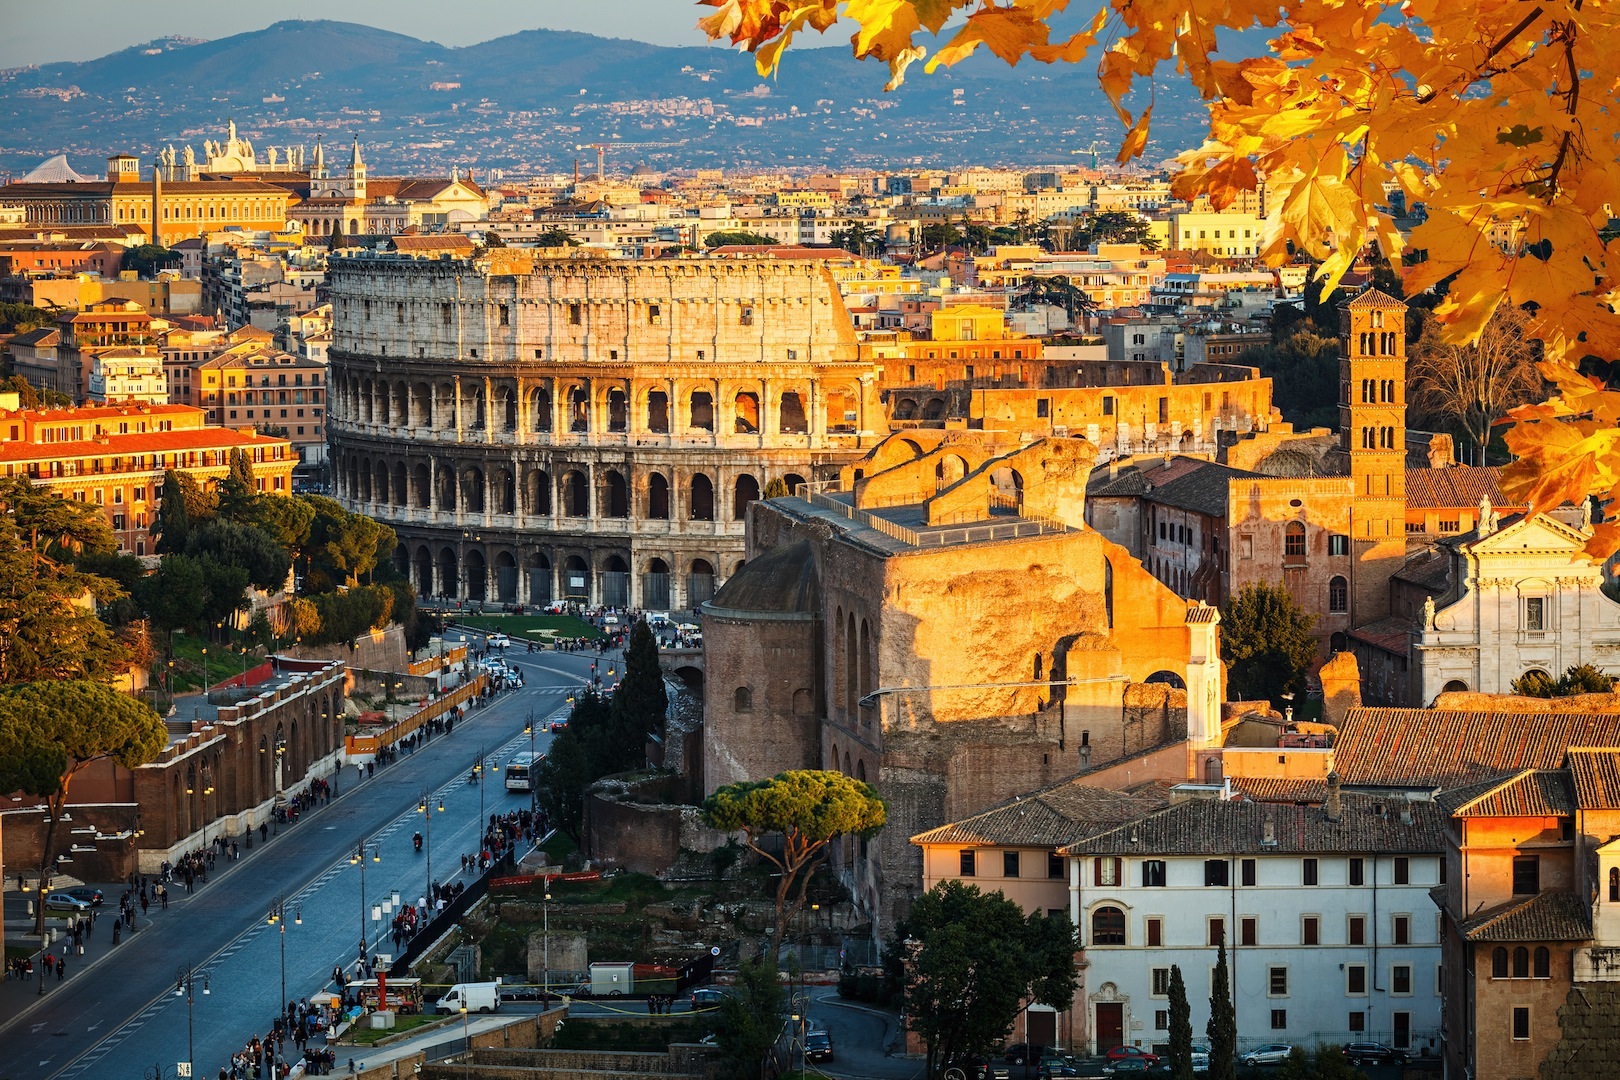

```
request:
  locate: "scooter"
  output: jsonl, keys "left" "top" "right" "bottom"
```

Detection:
{"left": 413, "top": 832, "right": 423, "bottom": 853}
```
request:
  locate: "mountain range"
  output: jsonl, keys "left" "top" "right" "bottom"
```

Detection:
{"left": 0, "top": 19, "right": 1218, "bottom": 178}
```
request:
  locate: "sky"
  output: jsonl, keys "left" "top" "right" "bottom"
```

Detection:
{"left": 0, "top": 1, "right": 723, "bottom": 69}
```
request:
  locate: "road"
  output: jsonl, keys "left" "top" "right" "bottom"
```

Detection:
{"left": 0, "top": 643, "right": 609, "bottom": 1080}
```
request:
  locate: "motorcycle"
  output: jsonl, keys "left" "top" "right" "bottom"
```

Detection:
{"left": 413, "top": 832, "right": 423, "bottom": 853}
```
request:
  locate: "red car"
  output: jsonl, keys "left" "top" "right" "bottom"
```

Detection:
{"left": 1106, "top": 1047, "right": 1160, "bottom": 1067}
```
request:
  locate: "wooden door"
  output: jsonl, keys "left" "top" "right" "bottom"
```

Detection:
{"left": 1096, "top": 1003, "right": 1125, "bottom": 1053}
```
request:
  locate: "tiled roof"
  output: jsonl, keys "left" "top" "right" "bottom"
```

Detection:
{"left": 1346, "top": 287, "right": 1407, "bottom": 310}
{"left": 7, "top": 327, "right": 59, "bottom": 347}
{"left": 1348, "top": 615, "right": 1416, "bottom": 657}
{"left": 1060, "top": 792, "right": 1445, "bottom": 857}
{"left": 1567, "top": 749, "right": 1620, "bottom": 809}
{"left": 1145, "top": 461, "right": 1261, "bottom": 517}
{"left": 1405, "top": 466, "right": 1512, "bottom": 510}
{"left": 911, "top": 779, "right": 1165, "bottom": 848}
{"left": 1333, "top": 707, "right": 1620, "bottom": 788}
{"left": 1231, "top": 777, "right": 1328, "bottom": 804}
{"left": 1458, "top": 891, "right": 1592, "bottom": 942}
{"left": 0, "top": 427, "right": 287, "bottom": 463}
{"left": 1392, "top": 546, "right": 1452, "bottom": 592}
{"left": 1438, "top": 769, "right": 1576, "bottom": 817}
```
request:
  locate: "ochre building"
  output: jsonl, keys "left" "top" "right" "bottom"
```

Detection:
{"left": 326, "top": 251, "right": 883, "bottom": 610}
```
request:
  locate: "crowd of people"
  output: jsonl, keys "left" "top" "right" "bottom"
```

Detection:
{"left": 218, "top": 997, "right": 340, "bottom": 1078}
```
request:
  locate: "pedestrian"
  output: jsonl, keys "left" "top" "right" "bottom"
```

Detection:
{"left": 56, "top": 954, "right": 64, "bottom": 980}
{"left": 112, "top": 921, "right": 120, "bottom": 945}
{"left": 161, "top": 884, "right": 169, "bottom": 909}
{"left": 140, "top": 892, "right": 149, "bottom": 915}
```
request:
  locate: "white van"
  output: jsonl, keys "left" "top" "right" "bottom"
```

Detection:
{"left": 435, "top": 981, "right": 501, "bottom": 1014}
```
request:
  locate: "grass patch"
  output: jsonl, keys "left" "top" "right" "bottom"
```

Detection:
{"left": 6, "top": 944, "right": 40, "bottom": 962}
{"left": 549, "top": 1017, "right": 713, "bottom": 1053}
{"left": 479, "top": 920, "right": 531, "bottom": 980}
{"left": 151, "top": 630, "right": 259, "bottom": 695}
{"left": 539, "top": 831, "right": 578, "bottom": 863}
{"left": 345, "top": 1013, "right": 444, "bottom": 1045}
{"left": 454, "top": 614, "right": 605, "bottom": 641}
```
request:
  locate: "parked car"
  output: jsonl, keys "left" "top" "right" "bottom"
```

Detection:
{"left": 1191, "top": 1044, "right": 1211, "bottom": 1073}
{"left": 1103, "top": 1061, "right": 1150, "bottom": 1076}
{"left": 63, "top": 887, "right": 104, "bottom": 906}
{"left": 1039, "top": 1059, "right": 1080, "bottom": 1079}
{"left": 804, "top": 1029, "right": 833, "bottom": 1063}
{"left": 1107, "top": 1046, "right": 1161, "bottom": 1067}
{"left": 44, "top": 893, "right": 90, "bottom": 913}
{"left": 1004, "top": 1044, "right": 1057, "bottom": 1066}
{"left": 690, "top": 988, "right": 728, "bottom": 1009}
{"left": 1342, "top": 1042, "right": 1408, "bottom": 1066}
{"left": 946, "top": 1057, "right": 1011, "bottom": 1080}
{"left": 1243, "top": 1044, "right": 1295, "bottom": 1067}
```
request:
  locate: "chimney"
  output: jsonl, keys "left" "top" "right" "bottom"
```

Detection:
{"left": 1262, "top": 814, "right": 1277, "bottom": 846}
{"left": 1400, "top": 804, "right": 1414, "bottom": 827}
{"left": 1325, "top": 771, "right": 1342, "bottom": 822}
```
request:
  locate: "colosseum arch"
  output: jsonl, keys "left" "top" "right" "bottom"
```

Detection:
{"left": 646, "top": 389, "right": 670, "bottom": 433}
{"left": 689, "top": 390, "right": 715, "bottom": 432}
{"left": 495, "top": 467, "right": 516, "bottom": 515}
{"left": 734, "top": 474, "right": 760, "bottom": 520}
{"left": 435, "top": 464, "right": 457, "bottom": 511}
{"left": 465, "top": 549, "right": 488, "bottom": 602}
{"left": 607, "top": 388, "right": 629, "bottom": 433}
{"left": 463, "top": 383, "right": 487, "bottom": 430}
{"left": 530, "top": 387, "right": 553, "bottom": 433}
{"left": 643, "top": 558, "right": 671, "bottom": 610}
{"left": 412, "top": 463, "right": 431, "bottom": 508}
{"left": 359, "top": 460, "right": 374, "bottom": 503}
{"left": 437, "top": 548, "right": 458, "bottom": 598}
{"left": 393, "top": 382, "right": 408, "bottom": 425}
{"left": 526, "top": 552, "right": 553, "bottom": 606}
{"left": 601, "top": 555, "right": 631, "bottom": 607}
{"left": 525, "top": 469, "right": 552, "bottom": 515}
{"left": 497, "top": 385, "right": 518, "bottom": 432}
{"left": 690, "top": 474, "right": 715, "bottom": 521}
{"left": 561, "top": 470, "right": 589, "bottom": 517}
{"left": 603, "top": 470, "right": 629, "bottom": 518}
{"left": 377, "top": 385, "right": 391, "bottom": 425}
{"left": 892, "top": 396, "right": 919, "bottom": 421}
{"left": 494, "top": 550, "right": 518, "bottom": 603}
{"left": 460, "top": 466, "right": 486, "bottom": 513}
{"left": 414, "top": 546, "right": 433, "bottom": 595}
{"left": 411, "top": 382, "right": 433, "bottom": 427}
{"left": 921, "top": 396, "right": 947, "bottom": 421}
{"left": 563, "top": 555, "right": 591, "bottom": 601}
{"left": 936, "top": 455, "right": 969, "bottom": 488}
{"left": 688, "top": 558, "right": 716, "bottom": 607}
{"left": 779, "top": 391, "right": 808, "bottom": 434}
{"left": 989, "top": 466, "right": 1024, "bottom": 509}
{"left": 567, "top": 385, "right": 590, "bottom": 432}
{"left": 436, "top": 383, "right": 457, "bottom": 429}
{"left": 392, "top": 462, "right": 407, "bottom": 506}
{"left": 393, "top": 542, "right": 409, "bottom": 578}
{"left": 825, "top": 385, "right": 858, "bottom": 432}
{"left": 783, "top": 473, "right": 807, "bottom": 495}
{"left": 647, "top": 473, "right": 670, "bottom": 519}
{"left": 734, "top": 392, "right": 761, "bottom": 434}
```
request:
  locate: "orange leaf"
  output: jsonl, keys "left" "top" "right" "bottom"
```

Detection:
{"left": 1116, "top": 105, "right": 1153, "bottom": 162}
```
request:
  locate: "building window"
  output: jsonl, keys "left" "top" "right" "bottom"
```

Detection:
{"left": 1392, "top": 965, "right": 1412, "bottom": 995}
{"left": 1349, "top": 1012, "right": 1366, "bottom": 1032}
{"left": 1269, "top": 967, "right": 1288, "bottom": 996}
{"left": 1525, "top": 596, "right": 1546, "bottom": 630}
{"left": 1513, "top": 854, "right": 1540, "bottom": 895}
{"left": 1394, "top": 915, "right": 1410, "bottom": 945}
{"left": 1241, "top": 859, "right": 1256, "bottom": 887}
{"left": 1347, "top": 965, "right": 1367, "bottom": 995}
{"left": 1155, "top": 1010, "right": 1170, "bottom": 1030}
{"left": 1349, "top": 858, "right": 1365, "bottom": 886}
{"left": 1512, "top": 1007, "right": 1530, "bottom": 1041}
{"left": 1205, "top": 859, "right": 1229, "bottom": 887}
{"left": 1610, "top": 867, "right": 1618, "bottom": 903}
{"left": 1143, "top": 860, "right": 1167, "bottom": 887}
{"left": 1284, "top": 522, "right": 1306, "bottom": 558}
{"left": 1240, "top": 534, "right": 1253, "bottom": 559}
{"left": 1152, "top": 968, "right": 1171, "bottom": 996}
{"left": 1095, "top": 857, "right": 1121, "bottom": 887}
{"left": 1208, "top": 917, "right": 1225, "bottom": 946}
{"left": 1395, "top": 857, "right": 1410, "bottom": 885}
{"left": 1513, "top": 947, "right": 1530, "bottom": 978}
{"left": 1302, "top": 917, "right": 1319, "bottom": 946}
{"left": 1349, "top": 916, "right": 1366, "bottom": 945}
{"left": 1241, "top": 917, "right": 1258, "bottom": 946}
{"left": 1004, "top": 851, "right": 1021, "bottom": 878}
{"left": 1037, "top": 398, "right": 1050, "bottom": 419}
{"left": 1048, "top": 852, "right": 1064, "bottom": 880}
{"left": 959, "top": 850, "right": 975, "bottom": 877}
{"left": 1303, "top": 858, "right": 1318, "bottom": 886}
{"left": 1492, "top": 947, "right": 1509, "bottom": 978}
{"left": 1092, "top": 906, "right": 1126, "bottom": 945}
{"left": 1535, "top": 946, "right": 1550, "bottom": 978}
{"left": 1329, "top": 576, "right": 1349, "bottom": 613}
{"left": 1270, "top": 1009, "right": 1287, "bottom": 1030}
{"left": 1146, "top": 917, "right": 1163, "bottom": 947}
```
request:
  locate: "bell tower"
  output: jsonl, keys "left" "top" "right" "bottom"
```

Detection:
{"left": 1339, "top": 288, "right": 1408, "bottom": 622}
{"left": 345, "top": 134, "right": 366, "bottom": 202}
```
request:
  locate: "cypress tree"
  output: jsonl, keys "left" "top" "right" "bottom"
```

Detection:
{"left": 1207, "top": 940, "right": 1237, "bottom": 1080}
{"left": 154, "top": 469, "right": 190, "bottom": 554}
{"left": 607, "top": 619, "right": 667, "bottom": 771}
{"left": 1168, "top": 964, "right": 1195, "bottom": 1080}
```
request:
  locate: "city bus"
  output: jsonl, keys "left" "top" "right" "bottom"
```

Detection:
{"left": 505, "top": 751, "right": 538, "bottom": 793}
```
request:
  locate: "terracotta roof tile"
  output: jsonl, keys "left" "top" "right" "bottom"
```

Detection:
{"left": 1458, "top": 890, "right": 1591, "bottom": 942}
{"left": 1438, "top": 769, "right": 1576, "bottom": 817}
{"left": 1230, "top": 778, "right": 1328, "bottom": 804}
{"left": 1567, "top": 749, "right": 1620, "bottom": 809}
{"left": 1061, "top": 792, "right": 1444, "bottom": 857}
{"left": 1347, "top": 615, "right": 1416, "bottom": 657}
{"left": 0, "top": 427, "right": 287, "bottom": 463}
{"left": 1404, "top": 466, "right": 1514, "bottom": 510}
{"left": 911, "top": 780, "right": 1165, "bottom": 848}
{"left": 1334, "top": 707, "right": 1620, "bottom": 788}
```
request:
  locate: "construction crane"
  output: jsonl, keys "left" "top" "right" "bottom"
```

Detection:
{"left": 575, "top": 143, "right": 610, "bottom": 181}
{"left": 1072, "top": 142, "right": 1104, "bottom": 169}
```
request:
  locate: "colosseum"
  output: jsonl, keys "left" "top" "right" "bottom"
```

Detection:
{"left": 326, "top": 250, "right": 884, "bottom": 610}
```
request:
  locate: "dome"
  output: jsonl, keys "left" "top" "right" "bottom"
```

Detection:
{"left": 703, "top": 541, "right": 820, "bottom": 619}
{"left": 631, "top": 163, "right": 659, "bottom": 177}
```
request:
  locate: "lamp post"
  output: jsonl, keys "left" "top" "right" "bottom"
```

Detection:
{"left": 175, "top": 962, "right": 210, "bottom": 1078}
{"left": 199, "top": 647, "right": 208, "bottom": 698}
{"left": 523, "top": 712, "right": 538, "bottom": 814}
{"left": 267, "top": 893, "right": 301, "bottom": 1018}
{"left": 418, "top": 792, "right": 443, "bottom": 901}
{"left": 542, "top": 887, "right": 551, "bottom": 1001}
{"left": 350, "top": 839, "right": 380, "bottom": 964}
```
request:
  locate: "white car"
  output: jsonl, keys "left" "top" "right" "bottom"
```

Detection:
{"left": 1191, "top": 1044, "right": 1210, "bottom": 1073}
{"left": 1243, "top": 1044, "right": 1294, "bottom": 1067}
{"left": 488, "top": 634, "right": 510, "bottom": 649}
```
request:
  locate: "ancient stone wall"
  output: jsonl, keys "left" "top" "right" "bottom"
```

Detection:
{"left": 699, "top": 610, "right": 821, "bottom": 793}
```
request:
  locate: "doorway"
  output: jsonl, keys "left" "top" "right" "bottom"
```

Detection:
{"left": 1096, "top": 1003, "right": 1125, "bottom": 1054}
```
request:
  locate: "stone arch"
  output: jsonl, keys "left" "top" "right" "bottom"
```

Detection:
{"left": 859, "top": 618, "right": 874, "bottom": 714}
{"left": 603, "top": 470, "right": 629, "bottom": 518}
{"left": 646, "top": 389, "right": 670, "bottom": 433}
{"left": 1442, "top": 679, "right": 1469, "bottom": 693}
{"left": 601, "top": 554, "right": 631, "bottom": 607}
{"left": 607, "top": 388, "right": 629, "bottom": 432}
{"left": 562, "top": 470, "right": 589, "bottom": 517}
{"left": 690, "top": 474, "right": 715, "bottom": 521}
{"left": 568, "top": 385, "right": 589, "bottom": 432}
{"left": 460, "top": 465, "right": 486, "bottom": 513}
{"left": 361, "top": 378, "right": 374, "bottom": 423}
{"left": 824, "top": 384, "right": 858, "bottom": 432}
{"left": 531, "top": 387, "right": 553, "bottom": 433}
{"left": 393, "top": 382, "right": 407, "bottom": 425}
{"left": 647, "top": 473, "right": 671, "bottom": 520}
{"left": 435, "top": 463, "right": 457, "bottom": 511}
{"left": 688, "top": 558, "right": 716, "bottom": 607}
{"left": 414, "top": 545, "right": 433, "bottom": 596}
{"left": 373, "top": 460, "right": 389, "bottom": 504}
{"left": 936, "top": 455, "right": 969, "bottom": 488}
{"left": 1329, "top": 575, "right": 1349, "bottom": 613}
{"left": 494, "top": 467, "right": 516, "bottom": 514}
{"left": 689, "top": 390, "right": 715, "bottom": 432}
{"left": 526, "top": 552, "right": 552, "bottom": 606}
{"left": 733, "top": 474, "right": 760, "bottom": 520}
{"left": 412, "top": 382, "right": 433, "bottom": 426}
{"left": 436, "top": 383, "right": 456, "bottom": 429}
{"left": 463, "top": 382, "right": 486, "bottom": 430}
{"left": 989, "top": 466, "right": 1024, "bottom": 506}
{"left": 734, "top": 391, "right": 760, "bottom": 434}
{"left": 412, "top": 463, "right": 430, "bottom": 508}
{"left": 779, "top": 392, "right": 808, "bottom": 434}
{"left": 525, "top": 469, "right": 552, "bottom": 515}
{"left": 893, "top": 397, "right": 919, "bottom": 421}
{"left": 359, "top": 458, "right": 374, "bottom": 503}
{"left": 921, "top": 396, "right": 946, "bottom": 421}
{"left": 1144, "top": 670, "right": 1186, "bottom": 689}
{"left": 563, "top": 554, "right": 591, "bottom": 601}
{"left": 783, "top": 473, "right": 807, "bottom": 495}
{"left": 494, "top": 550, "right": 518, "bottom": 603}
{"left": 845, "top": 610, "right": 858, "bottom": 718}
{"left": 497, "top": 384, "right": 518, "bottom": 432}
{"left": 437, "top": 548, "right": 459, "bottom": 598}
{"left": 392, "top": 461, "right": 407, "bottom": 507}
{"left": 465, "top": 548, "right": 488, "bottom": 602}
{"left": 643, "top": 558, "right": 672, "bottom": 609}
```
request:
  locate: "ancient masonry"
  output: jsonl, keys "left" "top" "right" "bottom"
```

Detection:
{"left": 326, "top": 252, "right": 884, "bottom": 609}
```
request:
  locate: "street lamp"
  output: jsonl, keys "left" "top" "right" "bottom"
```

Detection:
{"left": 350, "top": 839, "right": 381, "bottom": 964}
{"left": 523, "top": 712, "right": 538, "bottom": 814}
{"left": 200, "top": 647, "right": 208, "bottom": 697}
{"left": 542, "top": 887, "right": 551, "bottom": 1001}
{"left": 418, "top": 792, "right": 444, "bottom": 902}
{"left": 267, "top": 893, "right": 301, "bottom": 1018}
{"left": 175, "top": 962, "right": 210, "bottom": 1078}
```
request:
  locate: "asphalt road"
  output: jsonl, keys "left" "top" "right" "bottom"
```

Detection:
{"left": 0, "top": 643, "right": 608, "bottom": 1080}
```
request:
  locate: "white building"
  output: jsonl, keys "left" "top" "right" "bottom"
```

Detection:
{"left": 1414, "top": 508, "right": 1620, "bottom": 700}
{"left": 1060, "top": 784, "right": 1445, "bottom": 1060}
{"left": 88, "top": 348, "right": 167, "bottom": 404}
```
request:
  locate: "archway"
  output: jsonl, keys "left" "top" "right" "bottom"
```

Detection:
{"left": 688, "top": 559, "right": 716, "bottom": 608}
{"left": 392, "top": 462, "right": 407, "bottom": 506}
{"left": 437, "top": 548, "right": 459, "bottom": 599}
{"left": 647, "top": 390, "right": 670, "bottom": 433}
{"left": 414, "top": 546, "right": 433, "bottom": 597}
{"left": 412, "top": 463, "right": 430, "bottom": 508}
{"left": 1442, "top": 679, "right": 1469, "bottom": 694}
{"left": 498, "top": 385, "right": 517, "bottom": 432}
{"left": 733, "top": 474, "right": 760, "bottom": 520}
{"left": 465, "top": 549, "right": 487, "bottom": 602}
{"left": 648, "top": 473, "right": 670, "bottom": 519}
{"left": 783, "top": 473, "right": 806, "bottom": 496}
{"left": 607, "top": 388, "right": 628, "bottom": 432}
{"left": 604, "top": 471, "right": 629, "bottom": 518}
{"left": 562, "top": 471, "right": 589, "bottom": 517}
{"left": 690, "top": 474, "right": 714, "bottom": 521}
{"left": 689, "top": 390, "right": 715, "bottom": 431}
{"left": 527, "top": 553, "right": 552, "bottom": 606}
{"left": 461, "top": 466, "right": 485, "bottom": 513}
{"left": 494, "top": 551, "right": 517, "bottom": 603}
{"left": 563, "top": 555, "right": 591, "bottom": 601}
{"left": 1144, "top": 670, "right": 1187, "bottom": 690}
{"left": 531, "top": 387, "right": 553, "bottom": 432}
{"left": 525, "top": 470, "right": 552, "bottom": 515}
{"left": 602, "top": 555, "right": 630, "bottom": 608}
{"left": 734, "top": 392, "right": 760, "bottom": 434}
{"left": 643, "top": 558, "right": 671, "bottom": 610}
{"left": 495, "top": 468, "right": 516, "bottom": 514}
{"left": 935, "top": 455, "right": 969, "bottom": 488}
{"left": 922, "top": 396, "right": 946, "bottom": 421}
{"left": 779, "top": 392, "right": 807, "bottom": 434}
{"left": 568, "top": 386, "right": 589, "bottom": 432}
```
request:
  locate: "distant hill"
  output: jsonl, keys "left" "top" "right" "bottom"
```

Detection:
{"left": 0, "top": 19, "right": 1216, "bottom": 177}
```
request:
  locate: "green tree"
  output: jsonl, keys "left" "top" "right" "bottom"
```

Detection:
{"left": 301, "top": 495, "right": 393, "bottom": 588}
{"left": 0, "top": 305, "right": 54, "bottom": 334}
{"left": 703, "top": 770, "right": 887, "bottom": 966}
{"left": 1207, "top": 940, "right": 1237, "bottom": 1080}
{"left": 537, "top": 691, "right": 611, "bottom": 841}
{"left": 1512, "top": 663, "right": 1616, "bottom": 698}
{"left": 1079, "top": 210, "right": 1159, "bottom": 250}
{"left": 1220, "top": 582, "right": 1318, "bottom": 707}
{"left": 1168, "top": 964, "right": 1195, "bottom": 1080}
{"left": 704, "top": 230, "right": 779, "bottom": 248}
{"left": 0, "top": 375, "right": 71, "bottom": 407}
{"left": 919, "top": 221, "right": 964, "bottom": 252}
{"left": 603, "top": 620, "right": 667, "bottom": 770}
{"left": 713, "top": 958, "right": 786, "bottom": 1080}
{"left": 248, "top": 494, "right": 316, "bottom": 557}
{"left": 186, "top": 519, "right": 291, "bottom": 593}
{"left": 0, "top": 680, "right": 165, "bottom": 932}
{"left": 898, "top": 879, "right": 1078, "bottom": 1077}
{"left": 1311, "top": 1045, "right": 1361, "bottom": 1080}
{"left": 154, "top": 471, "right": 191, "bottom": 554}
{"left": 1237, "top": 331, "right": 1342, "bottom": 431}
{"left": 829, "top": 220, "right": 881, "bottom": 256}
{"left": 119, "top": 244, "right": 179, "bottom": 279}
{"left": 218, "top": 447, "right": 257, "bottom": 519}
{"left": 137, "top": 554, "right": 209, "bottom": 633}
{"left": 1277, "top": 1046, "right": 1313, "bottom": 1080}
{"left": 763, "top": 477, "right": 791, "bottom": 499}
{"left": 534, "top": 228, "right": 582, "bottom": 248}
{"left": 198, "top": 558, "right": 252, "bottom": 627}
